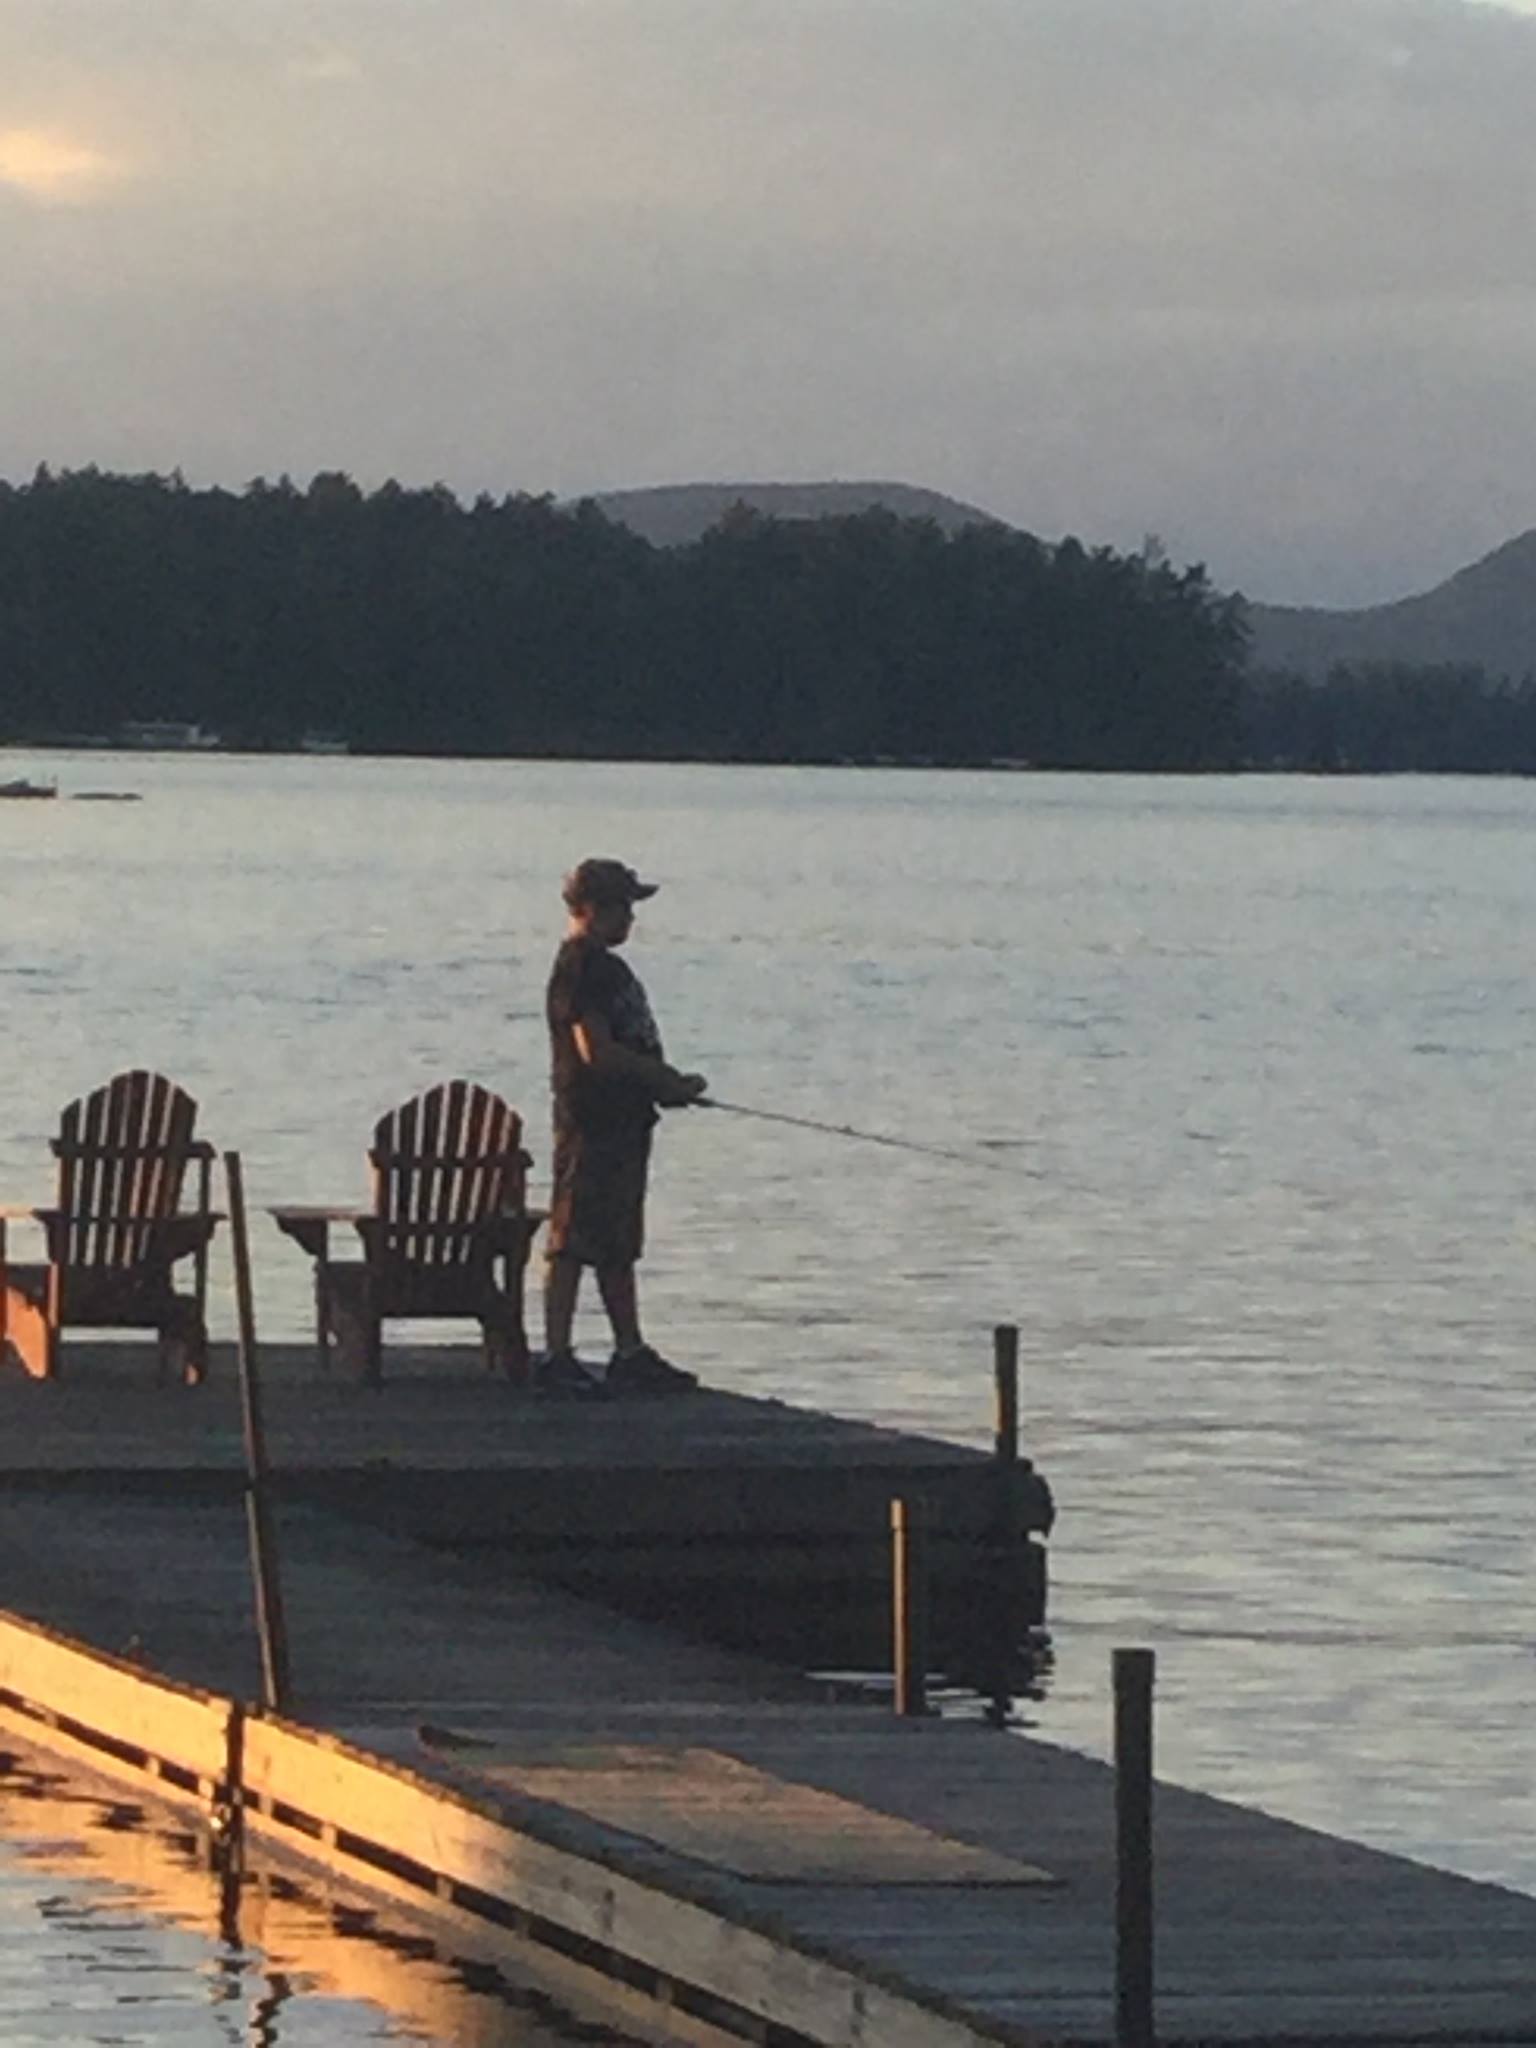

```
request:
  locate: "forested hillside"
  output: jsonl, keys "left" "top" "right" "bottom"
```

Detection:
{"left": 0, "top": 467, "right": 1246, "bottom": 769}
{"left": 1247, "top": 532, "right": 1536, "bottom": 681}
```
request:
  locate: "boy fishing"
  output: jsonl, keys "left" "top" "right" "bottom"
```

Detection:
{"left": 535, "top": 858, "right": 707, "bottom": 1396}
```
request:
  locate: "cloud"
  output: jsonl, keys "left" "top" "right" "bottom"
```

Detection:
{"left": 0, "top": 126, "right": 126, "bottom": 203}
{"left": 287, "top": 48, "right": 363, "bottom": 85}
{"left": 2, "top": 0, "right": 1536, "bottom": 603}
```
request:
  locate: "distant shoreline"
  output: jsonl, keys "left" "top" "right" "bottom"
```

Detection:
{"left": 5, "top": 739, "right": 1533, "bottom": 780}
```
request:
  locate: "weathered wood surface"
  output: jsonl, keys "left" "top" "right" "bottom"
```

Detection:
{"left": 0, "top": 1337, "right": 1048, "bottom": 1682}
{"left": 460, "top": 1743, "right": 1055, "bottom": 1884}
{"left": 0, "top": 1609, "right": 230, "bottom": 1782}
{"left": 0, "top": 1339, "right": 1051, "bottom": 1568}
{"left": 0, "top": 1483, "right": 1533, "bottom": 2042}
{"left": 0, "top": 1338, "right": 1033, "bottom": 1477}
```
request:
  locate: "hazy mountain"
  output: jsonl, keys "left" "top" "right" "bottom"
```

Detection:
{"left": 584, "top": 479, "right": 1006, "bottom": 546}
{"left": 1247, "top": 531, "right": 1536, "bottom": 680}
{"left": 586, "top": 491, "right": 1536, "bottom": 688}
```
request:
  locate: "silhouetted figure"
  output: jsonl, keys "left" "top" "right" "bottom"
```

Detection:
{"left": 536, "top": 859, "right": 706, "bottom": 1396}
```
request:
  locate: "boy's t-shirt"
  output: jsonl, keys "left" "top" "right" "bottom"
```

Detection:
{"left": 546, "top": 934, "right": 664, "bottom": 1135}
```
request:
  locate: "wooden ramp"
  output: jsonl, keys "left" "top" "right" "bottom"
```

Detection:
{"left": 0, "top": 1482, "right": 1533, "bottom": 2044}
{"left": 447, "top": 1743, "right": 1056, "bottom": 1886}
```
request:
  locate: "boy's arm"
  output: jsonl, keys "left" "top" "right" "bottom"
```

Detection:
{"left": 573, "top": 1013, "right": 707, "bottom": 1106}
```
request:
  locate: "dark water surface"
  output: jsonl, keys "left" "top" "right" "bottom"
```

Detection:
{"left": 2, "top": 753, "right": 1534, "bottom": 2034}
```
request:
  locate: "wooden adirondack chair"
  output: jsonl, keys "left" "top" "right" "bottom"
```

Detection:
{"left": 272, "top": 1081, "right": 542, "bottom": 1383}
{"left": 0, "top": 1071, "right": 217, "bottom": 1384}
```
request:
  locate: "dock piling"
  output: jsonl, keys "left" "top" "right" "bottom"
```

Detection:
{"left": 1114, "top": 1646, "right": 1157, "bottom": 2048}
{"left": 988, "top": 1323, "right": 1021, "bottom": 1724}
{"left": 993, "top": 1321, "right": 1020, "bottom": 1467}
{"left": 225, "top": 1150, "right": 292, "bottom": 1715}
{"left": 890, "top": 1496, "right": 930, "bottom": 1716}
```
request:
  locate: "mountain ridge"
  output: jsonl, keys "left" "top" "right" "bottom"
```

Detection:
{"left": 583, "top": 479, "right": 1006, "bottom": 546}
{"left": 1246, "top": 529, "right": 1536, "bottom": 679}
{"left": 587, "top": 480, "right": 1536, "bottom": 682}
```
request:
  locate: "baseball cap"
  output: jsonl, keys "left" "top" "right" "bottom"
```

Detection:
{"left": 562, "top": 857, "right": 660, "bottom": 909}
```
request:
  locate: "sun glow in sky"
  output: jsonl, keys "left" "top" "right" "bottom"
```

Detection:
{"left": 0, "top": 126, "right": 122, "bottom": 202}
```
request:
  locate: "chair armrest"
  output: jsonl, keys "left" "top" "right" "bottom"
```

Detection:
{"left": 270, "top": 1206, "right": 367, "bottom": 1260}
{"left": 26, "top": 1209, "right": 66, "bottom": 1263}
{"left": 2, "top": 1210, "right": 219, "bottom": 1269}
{"left": 486, "top": 1210, "right": 544, "bottom": 1251}
{"left": 156, "top": 1214, "right": 222, "bottom": 1266}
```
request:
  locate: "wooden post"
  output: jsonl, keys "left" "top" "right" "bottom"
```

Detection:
{"left": 210, "top": 1698, "right": 247, "bottom": 1933}
{"left": 993, "top": 1322, "right": 1019, "bottom": 1467}
{"left": 890, "top": 1497, "right": 929, "bottom": 1717}
{"left": 1114, "top": 1647, "right": 1156, "bottom": 2048}
{"left": 193, "top": 1144, "right": 213, "bottom": 1337}
{"left": 225, "top": 1151, "right": 292, "bottom": 1715}
{"left": 987, "top": 1324, "right": 1021, "bottom": 1725}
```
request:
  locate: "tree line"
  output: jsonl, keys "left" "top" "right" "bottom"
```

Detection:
{"left": 3, "top": 466, "right": 1533, "bottom": 772}
{"left": 0, "top": 466, "right": 1245, "bottom": 768}
{"left": 1242, "top": 662, "right": 1536, "bottom": 774}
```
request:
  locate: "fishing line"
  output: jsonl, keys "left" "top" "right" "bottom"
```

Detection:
{"left": 698, "top": 1098, "right": 1043, "bottom": 1176}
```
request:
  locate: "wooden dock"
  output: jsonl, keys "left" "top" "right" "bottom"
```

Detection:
{"left": 0, "top": 1340, "right": 1051, "bottom": 1680}
{"left": 2, "top": 1343, "right": 1535, "bottom": 2045}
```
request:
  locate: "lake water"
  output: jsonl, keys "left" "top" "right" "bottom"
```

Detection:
{"left": 2, "top": 752, "right": 1535, "bottom": 2035}
{"left": 0, "top": 1739, "right": 646, "bottom": 2045}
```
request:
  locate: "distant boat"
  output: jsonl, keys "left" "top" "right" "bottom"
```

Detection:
{"left": 115, "top": 721, "right": 221, "bottom": 751}
{"left": 72, "top": 790, "right": 143, "bottom": 803}
{"left": 299, "top": 731, "right": 350, "bottom": 755}
{"left": 0, "top": 777, "right": 57, "bottom": 800}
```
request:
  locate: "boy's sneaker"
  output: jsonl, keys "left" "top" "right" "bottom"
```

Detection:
{"left": 532, "top": 1350, "right": 608, "bottom": 1400}
{"left": 605, "top": 1344, "right": 699, "bottom": 1396}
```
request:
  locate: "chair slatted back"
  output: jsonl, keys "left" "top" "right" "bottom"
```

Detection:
{"left": 53, "top": 1071, "right": 198, "bottom": 1271}
{"left": 369, "top": 1082, "right": 526, "bottom": 1271}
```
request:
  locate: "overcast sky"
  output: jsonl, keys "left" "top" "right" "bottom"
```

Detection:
{"left": 3, "top": 0, "right": 1536, "bottom": 608}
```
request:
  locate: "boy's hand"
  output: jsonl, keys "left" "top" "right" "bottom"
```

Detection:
{"left": 658, "top": 1070, "right": 709, "bottom": 1107}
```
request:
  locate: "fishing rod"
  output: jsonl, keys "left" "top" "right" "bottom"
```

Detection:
{"left": 699, "top": 1097, "right": 1042, "bottom": 1175}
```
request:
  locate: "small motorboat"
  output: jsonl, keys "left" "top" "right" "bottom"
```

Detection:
{"left": 0, "top": 778, "right": 58, "bottom": 800}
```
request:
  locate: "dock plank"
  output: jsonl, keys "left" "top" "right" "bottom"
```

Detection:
{"left": 0, "top": 1342, "right": 1031, "bottom": 1477}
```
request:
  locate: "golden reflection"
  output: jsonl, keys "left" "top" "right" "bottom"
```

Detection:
{"left": 0, "top": 1743, "right": 625, "bottom": 2047}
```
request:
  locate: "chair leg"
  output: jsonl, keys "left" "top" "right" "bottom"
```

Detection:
{"left": 488, "top": 1233, "right": 535, "bottom": 1385}
{"left": 314, "top": 1264, "right": 332, "bottom": 1371}
{"left": 481, "top": 1312, "right": 529, "bottom": 1384}
{"left": 3, "top": 1287, "right": 58, "bottom": 1380}
{"left": 158, "top": 1297, "right": 208, "bottom": 1388}
{"left": 328, "top": 1273, "right": 382, "bottom": 1384}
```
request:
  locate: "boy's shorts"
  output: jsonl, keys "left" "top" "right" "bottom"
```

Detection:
{"left": 546, "top": 1124, "right": 652, "bottom": 1267}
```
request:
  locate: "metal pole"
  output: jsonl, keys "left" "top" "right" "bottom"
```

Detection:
{"left": 225, "top": 1150, "right": 292, "bottom": 1715}
{"left": 1114, "top": 1647, "right": 1156, "bottom": 2048}
{"left": 890, "top": 1496, "right": 930, "bottom": 1717}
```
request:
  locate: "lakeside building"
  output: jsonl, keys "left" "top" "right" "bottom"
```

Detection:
{"left": 116, "top": 720, "right": 222, "bottom": 751}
